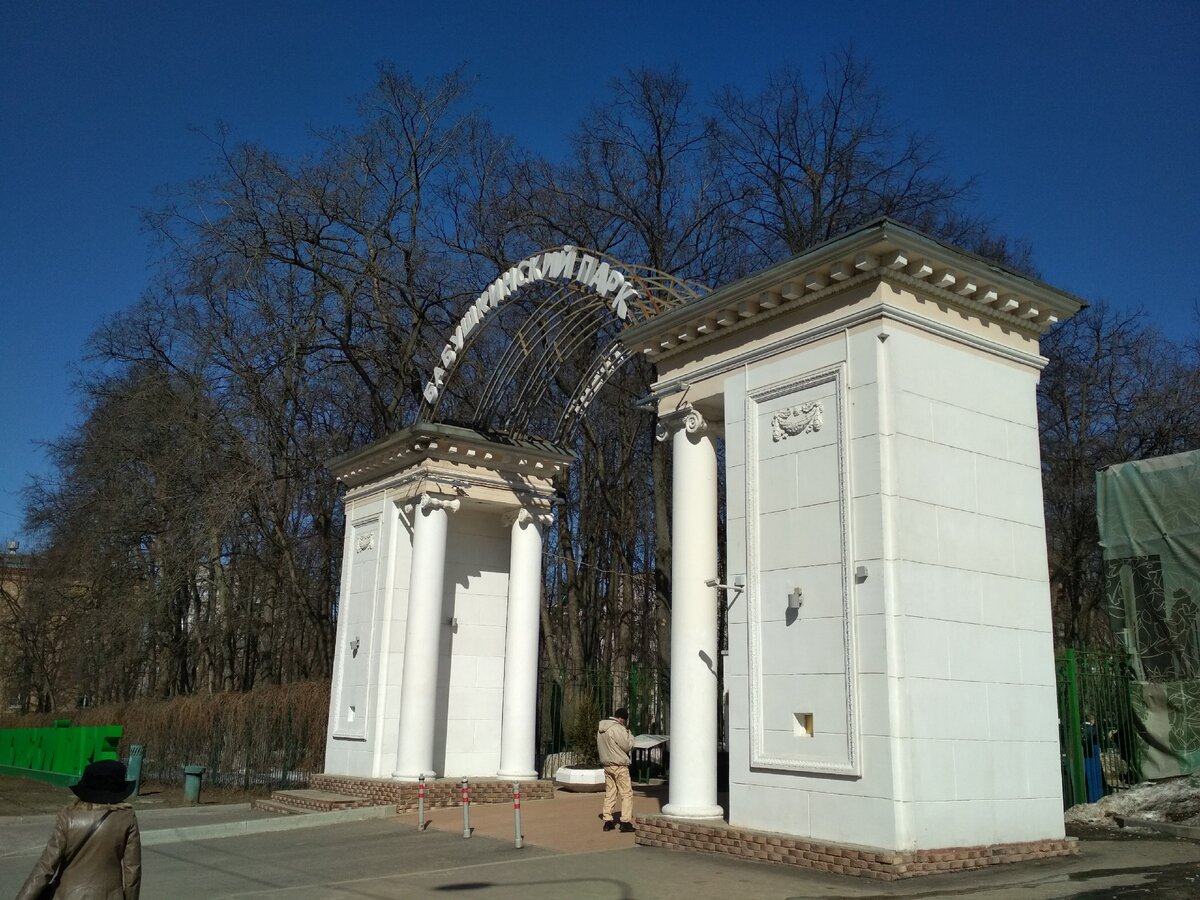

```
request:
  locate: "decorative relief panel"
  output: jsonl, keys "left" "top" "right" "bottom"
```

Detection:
{"left": 744, "top": 364, "right": 858, "bottom": 776}
{"left": 771, "top": 401, "right": 823, "bottom": 441}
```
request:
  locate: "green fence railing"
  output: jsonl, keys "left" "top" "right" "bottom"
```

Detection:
{"left": 0, "top": 721, "right": 123, "bottom": 786}
{"left": 1055, "top": 647, "right": 1142, "bottom": 808}
{"left": 536, "top": 664, "right": 669, "bottom": 762}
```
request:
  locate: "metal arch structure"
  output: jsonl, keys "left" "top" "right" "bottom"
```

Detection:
{"left": 418, "top": 246, "right": 707, "bottom": 443}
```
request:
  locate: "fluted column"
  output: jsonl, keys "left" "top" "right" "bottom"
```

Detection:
{"left": 658, "top": 404, "right": 723, "bottom": 819}
{"left": 497, "top": 506, "right": 551, "bottom": 780}
{"left": 393, "top": 493, "right": 459, "bottom": 780}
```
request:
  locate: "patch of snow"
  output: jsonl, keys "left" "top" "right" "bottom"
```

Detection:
{"left": 1064, "top": 775, "right": 1200, "bottom": 829}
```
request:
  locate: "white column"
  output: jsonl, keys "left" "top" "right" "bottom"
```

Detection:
{"left": 497, "top": 507, "right": 550, "bottom": 780}
{"left": 658, "top": 405, "right": 724, "bottom": 819}
{"left": 393, "top": 493, "right": 459, "bottom": 780}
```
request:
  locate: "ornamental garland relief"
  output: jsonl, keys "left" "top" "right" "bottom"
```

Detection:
{"left": 356, "top": 532, "right": 376, "bottom": 553}
{"left": 771, "top": 401, "right": 823, "bottom": 441}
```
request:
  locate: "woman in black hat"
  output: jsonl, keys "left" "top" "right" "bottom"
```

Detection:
{"left": 16, "top": 758, "right": 141, "bottom": 899}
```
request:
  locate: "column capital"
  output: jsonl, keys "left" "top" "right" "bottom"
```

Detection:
{"left": 503, "top": 506, "right": 554, "bottom": 529}
{"left": 655, "top": 403, "right": 710, "bottom": 443}
{"left": 405, "top": 493, "right": 462, "bottom": 515}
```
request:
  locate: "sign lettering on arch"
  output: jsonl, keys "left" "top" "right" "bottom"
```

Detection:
{"left": 423, "top": 247, "right": 641, "bottom": 405}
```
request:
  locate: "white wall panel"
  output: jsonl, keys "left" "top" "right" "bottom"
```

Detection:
{"left": 744, "top": 361, "right": 858, "bottom": 775}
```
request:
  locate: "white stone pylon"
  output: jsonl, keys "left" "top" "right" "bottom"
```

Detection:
{"left": 658, "top": 405, "right": 724, "bottom": 819}
{"left": 393, "top": 493, "right": 459, "bottom": 780}
{"left": 497, "top": 507, "right": 551, "bottom": 780}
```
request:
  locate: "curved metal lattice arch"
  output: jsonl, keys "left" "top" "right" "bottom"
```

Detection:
{"left": 555, "top": 342, "right": 632, "bottom": 443}
{"left": 490, "top": 300, "right": 616, "bottom": 435}
{"left": 419, "top": 246, "right": 707, "bottom": 441}
{"left": 475, "top": 285, "right": 608, "bottom": 427}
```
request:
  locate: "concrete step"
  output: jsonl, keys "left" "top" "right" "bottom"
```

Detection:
{"left": 249, "top": 797, "right": 310, "bottom": 815}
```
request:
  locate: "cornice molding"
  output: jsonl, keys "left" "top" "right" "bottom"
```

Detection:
{"left": 329, "top": 422, "right": 574, "bottom": 489}
{"left": 637, "top": 300, "right": 1049, "bottom": 409}
{"left": 621, "top": 219, "right": 1084, "bottom": 361}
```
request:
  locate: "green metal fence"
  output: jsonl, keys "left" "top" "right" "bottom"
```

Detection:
{"left": 0, "top": 720, "right": 123, "bottom": 786}
{"left": 1055, "top": 647, "right": 1142, "bottom": 808}
{"left": 536, "top": 664, "right": 669, "bottom": 762}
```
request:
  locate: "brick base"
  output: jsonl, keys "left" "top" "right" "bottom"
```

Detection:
{"left": 633, "top": 816, "right": 1077, "bottom": 881}
{"left": 310, "top": 774, "right": 555, "bottom": 810}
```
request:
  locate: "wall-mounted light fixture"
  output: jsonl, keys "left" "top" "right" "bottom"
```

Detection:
{"left": 788, "top": 587, "right": 804, "bottom": 611}
{"left": 705, "top": 575, "right": 745, "bottom": 593}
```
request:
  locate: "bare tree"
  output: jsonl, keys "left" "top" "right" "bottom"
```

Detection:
{"left": 1038, "top": 302, "right": 1200, "bottom": 645}
{"left": 8, "top": 57, "right": 1056, "bottom": 708}
{"left": 712, "top": 50, "right": 1030, "bottom": 269}
{"left": 17, "top": 68, "right": 487, "bottom": 704}
{"left": 497, "top": 68, "right": 743, "bottom": 676}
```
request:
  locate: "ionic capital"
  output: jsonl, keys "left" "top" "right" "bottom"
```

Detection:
{"left": 655, "top": 403, "right": 709, "bottom": 442}
{"left": 503, "top": 506, "right": 554, "bottom": 529}
{"left": 409, "top": 493, "right": 461, "bottom": 515}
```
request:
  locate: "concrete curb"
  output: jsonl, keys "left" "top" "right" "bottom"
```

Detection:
{"left": 141, "top": 804, "right": 398, "bottom": 846}
{"left": 1115, "top": 816, "right": 1200, "bottom": 841}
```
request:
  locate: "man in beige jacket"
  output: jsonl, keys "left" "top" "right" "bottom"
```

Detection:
{"left": 597, "top": 707, "right": 635, "bottom": 832}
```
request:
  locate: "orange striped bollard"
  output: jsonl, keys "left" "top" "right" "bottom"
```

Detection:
{"left": 513, "top": 782, "right": 523, "bottom": 849}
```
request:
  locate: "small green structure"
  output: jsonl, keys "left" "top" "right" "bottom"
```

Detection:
{"left": 0, "top": 721, "right": 123, "bottom": 786}
{"left": 1099, "top": 450, "right": 1200, "bottom": 778}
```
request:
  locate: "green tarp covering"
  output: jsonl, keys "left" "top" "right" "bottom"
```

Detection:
{"left": 1098, "top": 450, "right": 1200, "bottom": 778}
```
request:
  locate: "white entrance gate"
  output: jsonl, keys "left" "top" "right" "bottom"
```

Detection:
{"left": 324, "top": 217, "right": 1083, "bottom": 863}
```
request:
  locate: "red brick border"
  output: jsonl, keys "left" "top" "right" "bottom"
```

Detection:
{"left": 633, "top": 816, "right": 1077, "bottom": 881}
{"left": 309, "top": 774, "right": 554, "bottom": 810}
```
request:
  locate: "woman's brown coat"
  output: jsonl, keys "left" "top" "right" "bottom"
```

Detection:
{"left": 16, "top": 801, "right": 141, "bottom": 900}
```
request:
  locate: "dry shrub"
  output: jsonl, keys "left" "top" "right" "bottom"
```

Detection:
{"left": 0, "top": 681, "right": 330, "bottom": 790}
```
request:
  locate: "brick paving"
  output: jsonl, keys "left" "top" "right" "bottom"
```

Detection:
{"left": 423, "top": 782, "right": 666, "bottom": 853}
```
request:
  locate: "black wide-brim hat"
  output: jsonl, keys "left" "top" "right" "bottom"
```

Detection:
{"left": 70, "top": 759, "right": 136, "bottom": 804}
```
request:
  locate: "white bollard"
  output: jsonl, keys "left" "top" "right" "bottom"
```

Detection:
{"left": 513, "top": 783, "right": 523, "bottom": 849}
{"left": 461, "top": 777, "right": 471, "bottom": 838}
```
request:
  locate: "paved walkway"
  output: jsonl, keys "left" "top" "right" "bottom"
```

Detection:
{"left": 2, "top": 783, "right": 1198, "bottom": 898}
{"left": 422, "top": 783, "right": 664, "bottom": 852}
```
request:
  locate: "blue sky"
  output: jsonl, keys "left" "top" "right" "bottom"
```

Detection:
{"left": 2, "top": 1, "right": 1198, "bottom": 545}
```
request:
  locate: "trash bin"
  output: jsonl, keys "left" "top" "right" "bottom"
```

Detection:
{"left": 126, "top": 745, "right": 144, "bottom": 797}
{"left": 182, "top": 765, "right": 206, "bottom": 804}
